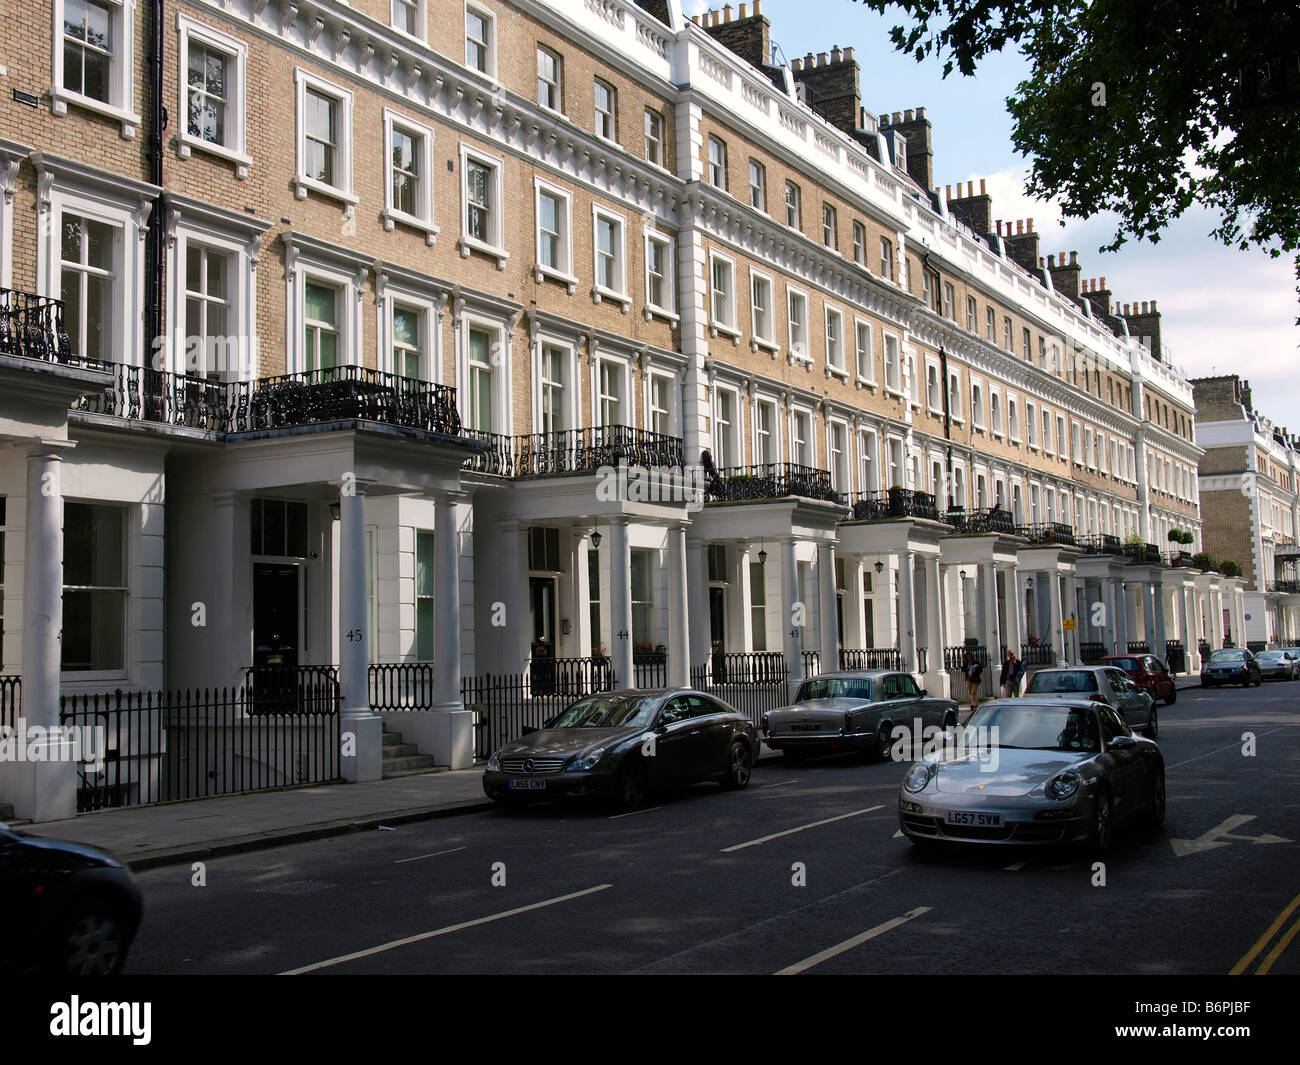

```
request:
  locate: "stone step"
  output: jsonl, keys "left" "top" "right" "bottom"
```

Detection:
{"left": 381, "top": 764, "right": 452, "bottom": 779}
{"left": 382, "top": 731, "right": 404, "bottom": 745}
{"left": 382, "top": 743, "right": 419, "bottom": 758}
{"left": 381, "top": 754, "right": 438, "bottom": 773}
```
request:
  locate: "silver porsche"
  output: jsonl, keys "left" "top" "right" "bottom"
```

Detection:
{"left": 763, "top": 670, "right": 959, "bottom": 763}
{"left": 897, "top": 698, "right": 1166, "bottom": 854}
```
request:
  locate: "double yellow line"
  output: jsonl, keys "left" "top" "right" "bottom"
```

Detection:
{"left": 1231, "top": 891, "right": 1300, "bottom": 975}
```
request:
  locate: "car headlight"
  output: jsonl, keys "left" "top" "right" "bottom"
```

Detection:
{"left": 569, "top": 748, "right": 605, "bottom": 771}
{"left": 1045, "top": 771, "right": 1080, "bottom": 801}
{"left": 903, "top": 761, "right": 937, "bottom": 793}
{"left": 486, "top": 751, "right": 501, "bottom": 771}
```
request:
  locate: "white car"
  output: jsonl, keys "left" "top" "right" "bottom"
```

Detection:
{"left": 1022, "top": 666, "right": 1158, "bottom": 738}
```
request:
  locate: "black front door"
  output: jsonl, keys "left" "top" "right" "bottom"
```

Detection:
{"left": 253, "top": 563, "right": 300, "bottom": 669}
{"left": 709, "top": 587, "right": 725, "bottom": 651}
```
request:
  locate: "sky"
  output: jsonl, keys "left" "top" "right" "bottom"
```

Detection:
{"left": 686, "top": 0, "right": 1300, "bottom": 434}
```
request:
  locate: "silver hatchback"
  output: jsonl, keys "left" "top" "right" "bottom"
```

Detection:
{"left": 1023, "top": 666, "right": 1158, "bottom": 738}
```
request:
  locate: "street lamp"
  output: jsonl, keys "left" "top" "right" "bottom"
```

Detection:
{"left": 590, "top": 531, "right": 602, "bottom": 549}
{"left": 758, "top": 547, "right": 768, "bottom": 564}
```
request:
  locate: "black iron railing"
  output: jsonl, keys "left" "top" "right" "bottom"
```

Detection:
{"left": 0, "top": 289, "right": 75, "bottom": 364}
{"left": 847, "top": 489, "right": 940, "bottom": 522}
{"left": 633, "top": 652, "right": 668, "bottom": 688}
{"left": 1127, "top": 641, "right": 1150, "bottom": 654}
{"left": 706, "top": 650, "right": 788, "bottom": 684}
{"left": 1271, "top": 580, "right": 1300, "bottom": 594}
{"left": 73, "top": 364, "right": 464, "bottom": 437}
{"left": 1079, "top": 641, "right": 1107, "bottom": 665}
{"left": 690, "top": 659, "right": 790, "bottom": 727}
{"left": 1021, "top": 643, "right": 1057, "bottom": 666}
{"left": 0, "top": 675, "right": 19, "bottom": 731}
{"left": 1015, "top": 522, "right": 1077, "bottom": 546}
{"left": 1078, "top": 534, "right": 1123, "bottom": 555}
{"left": 706, "top": 462, "right": 840, "bottom": 504}
{"left": 462, "top": 425, "right": 684, "bottom": 478}
{"left": 464, "top": 671, "right": 611, "bottom": 761}
{"left": 945, "top": 507, "right": 1015, "bottom": 534}
{"left": 369, "top": 661, "right": 435, "bottom": 711}
{"left": 1198, "top": 640, "right": 1212, "bottom": 661}
{"left": 1122, "top": 542, "right": 1162, "bottom": 565}
{"left": 244, "top": 665, "right": 341, "bottom": 715}
{"left": 1164, "top": 640, "right": 1185, "bottom": 673}
{"left": 839, "top": 647, "right": 903, "bottom": 671}
{"left": 462, "top": 429, "right": 515, "bottom": 475}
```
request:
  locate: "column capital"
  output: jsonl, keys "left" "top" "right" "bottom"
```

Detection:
{"left": 25, "top": 439, "right": 76, "bottom": 461}
{"left": 336, "top": 475, "right": 376, "bottom": 496}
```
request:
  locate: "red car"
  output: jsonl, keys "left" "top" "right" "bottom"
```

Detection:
{"left": 1100, "top": 654, "right": 1177, "bottom": 706}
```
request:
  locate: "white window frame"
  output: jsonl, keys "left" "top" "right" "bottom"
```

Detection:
{"left": 826, "top": 418, "right": 849, "bottom": 490}
{"left": 748, "top": 160, "right": 766, "bottom": 212}
{"left": 457, "top": 304, "right": 513, "bottom": 435}
{"left": 459, "top": 142, "right": 508, "bottom": 267}
{"left": 52, "top": 0, "right": 141, "bottom": 138}
{"left": 391, "top": 0, "right": 426, "bottom": 41}
{"left": 464, "top": 3, "right": 496, "bottom": 78}
{"left": 594, "top": 354, "right": 631, "bottom": 428}
{"left": 822, "top": 203, "right": 837, "bottom": 249}
{"left": 786, "top": 284, "right": 809, "bottom": 364}
{"left": 1008, "top": 395, "right": 1020, "bottom": 443}
{"left": 749, "top": 268, "right": 776, "bottom": 351}
{"left": 854, "top": 317, "right": 875, "bottom": 387}
{"left": 785, "top": 181, "right": 801, "bottom": 229}
{"left": 1042, "top": 408, "right": 1054, "bottom": 455}
{"left": 707, "top": 136, "right": 727, "bottom": 190}
{"left": 533, "top": 178, "right": 575, "bottom": 291}
{"left": 533, "top": 333, "right": 579, "bottom": 436}
{"left": 824, "top": 304, "right": 846, "bottom": 378}
{"left": 753, "top": 395, "right": 780, "bottom": 465}
{"left": 593, "top": 78, "right": 617, "bottom": 142}
{"left": 948, "top": 369, "right": 963, "bottom": 423}
{"left": 790, "top": 406, "right": 815, "bottom": 467}
{"left": 852, "top": 221, "right": 865, "bottom": 264}
{"left": 880, "top": 237, "right": 893, "bottom": 280}
{"left": 644, "top": 108, "right": 663, "bottom": 166}
{"left": 382, "top": 109, "right": 437, "bottom": 243}
{"left": 643, "top": 229, "right": 676, "bottom": 321}
{"left": 537, "top": 45, "right": 563, "bottom": 113}
{"left": 712, "top": 385, "right": 741, "bottom": 468}
{"left": 293, "top": 69, "right": 356, "bottom": 215}
{"left": 591, "top": 205, "right": 629, "bottom": 307}
{"left": 284, "top": 236, "right": 367, "bottom": 376}
{"left": 966, "top": 295, "right": 977, "bottom": 332}
{"left": 175, "top": 14, "right": 250, "bottom": 177}
{"left": 1026, "top": 400, "right": 1037, "bottom": 449}
{"left": 925, "top": 359, "right": 942, "bottom": 414}
{"left": 858, "top": 428, "right": 879, "bottom": 492}
{"left": 882, "top": 332, "right": 903, "bottom": 397}
{"left": 971, "top": 379, "right": 985, "bottom": 430}
{"left": 645, "top": 369, "right": 677, "bottom": 437}
{"left": 990, "top": 388, "right": 1003, "bottom": 438}
{"left": 708, "top": 249, "right": 739, "bottom": 338}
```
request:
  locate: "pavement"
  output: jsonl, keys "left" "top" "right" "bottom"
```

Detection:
{"left": 14, "top": 674, "right": 1207, "bottom": 872}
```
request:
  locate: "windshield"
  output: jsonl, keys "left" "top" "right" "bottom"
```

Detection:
{"left": 1259, "top": 652, "right": 1288, "bottom": 662}
{"left": 1107, "top": 657, "right": 1140, "bottom": 671}
{"left": 548, "top": 693, "right": 661, "bottom": 729}
{"left": 1209, "top": 650, "right": 1245, "bottom": 663}
{"left": 966, "top": 703, "right": 1100, "bottom": 753}
{"left": 1025, "top": 670, "right": 1099, "bottom": 694}
{"left": 797, "top": 678, "right": 875, "bottom": 701}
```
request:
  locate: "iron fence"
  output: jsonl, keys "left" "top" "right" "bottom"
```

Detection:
{"left": 838, "top": 648, "right": 904, "bottom": 671}
{"left": 690, "top": 660, "right": 791, "bottom": 726}
{"left": 59, "top": 685, "right": 340, "bottom": 812}
{"left": 0, "top": 675, "right": 19, "bottom": 731}
{"left": 945, "top": 645, "right": 996, "bottom": 699}
{"left": 0, "top": 288, "right": 74, "bottom": 363}
{"left": 1126, "top": 641, "right": 1150, "bottom": 654}
{"left": 463, "top": 672, "right": 614, "bottom": 760}
{"left": 1021, "top": 643, "right": 1057, "bottom": 667}
{"left": 848, "top": 489, "right": 939, "bottom": 522}
{"left": 1079, "top": 641, "right": 1108, "bottom": 665}
{"left": 369, "top": 662, "right": 436, "bottom": 710}
{"left": 1078, "top": 534, "right": 1123, "bottom": 555}
{"left": 244, "top": 665, "right": 340, "bottom": 715}
{"left": 1164, "top": 640, "right": 1186, "bottom": 673}
{"left": 945, "top": 508, "right": 1015, "bottom": 534}
{"left": 1198, "top": 641, "right": 1212, "bottom": 661}
{"left": 706, "top": 462, "right": 840, "bottom": 504}
{"left": 1015, "top": 522, "right": 1077, "bottom": 546}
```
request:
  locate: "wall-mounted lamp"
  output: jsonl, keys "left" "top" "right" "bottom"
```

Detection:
{"left": 329, "top": 502, "right": 342, "bottom": 521}
{"left": 758, "top": 546, "right": 768, "bottom": 564}
{"left": 590, "top": 531, "right": 602, "bottom": 549}
{"left": 1026, "top": 577, "right": 1034, "bottom": 590}
{"left": 561, "top": 618, "right": 572, "bottom": 636}
{"left": 959, "top": 569, "right": 967, "bottom": 581}
{"left": 874, "top": 560, "right": 884, "bottom": 575}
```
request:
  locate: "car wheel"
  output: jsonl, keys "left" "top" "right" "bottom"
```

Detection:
{"left": 722, "top": 741, "right": 753, "bottom": 790}
{"left": 48, "top": 908, "right": 129, "bottom": 977}
{"left": 1165, "top": 686, "right": 1177, "bottom": 706}
{"left": 875, "top": 722, "right": 894, "bottom": 762}
{"left": 616, "top": 759, "right": 648, "bottom": 811}
{"left": 1145, "top": 766, "right": 1166, "bottom": 830}
{"left": 1145, "top": 708, "right": 1158, "bottom": 740}
{"left": 1089, "top": 788, "right": 1113, "bottom": 856}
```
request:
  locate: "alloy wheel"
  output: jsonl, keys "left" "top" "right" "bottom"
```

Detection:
{"left": 63, "top": 913, "right": 125, "bottom": 977}
{"left": 876, "top": 722, "right": 894, "bottom": 761}
{"left": 1091, "top": 790, "right": 1113, "bottom": 855}
{"left": 724, "top": 742, "right": 752, "bottom": 789}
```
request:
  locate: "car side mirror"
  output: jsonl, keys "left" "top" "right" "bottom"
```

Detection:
{"left": 1108, "top": 735, "right": 1137, "bottom": 750}
{"left": 919, "top": 688, "right": 928, "bottom": 697}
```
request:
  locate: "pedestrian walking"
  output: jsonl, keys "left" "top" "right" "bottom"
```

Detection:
{"left": 963, "top": 651, "right": 984, "bottom": 712}
{"left": 1002, "top": 649, "right": 1025, "bottom": 698}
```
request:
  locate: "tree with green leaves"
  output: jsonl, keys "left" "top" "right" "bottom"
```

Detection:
{"left": 856, "top": 0, "right": 1300, "bottom": 305}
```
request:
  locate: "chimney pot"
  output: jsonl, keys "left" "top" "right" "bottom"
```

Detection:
{"left": 845, "top": 47, "right": 855, "bottom": 62}
{"left": 1016, "top": 220, "right": 1023, "bottom": 235}
{"left": 945, "top": 184, "right": 952, "bottom": 199}
{"left": 1070, "top": 251, "right": 1078, "bottom": 266}
{"left": 917, "top": 106, "right": 926, "bottom": 118}
{"left": 1027, "top": 217, "right": 1034, "bottom": 232}
{"left": 831, "top": 46, "right": 843, "bottom": 64}
{"left": 738, "top": 2, "right": 747, "bottom": 17}
{"left": 1100, "top": 275, "right": 1106, "bottom": 289}
{"left": 1150, "top": 300, "right": 1157, "bottom": 312}
{"left": 1048, "top": 254, "right": 1055, "bottom": 267}
{"left": 753, "top": 0, "right": 762, "bottom": 14}
{"left": 818, "top": 52, "right": 829, "bottom": 67}
{"left": 791, "top": 57, "right": 802, "bottom": 71}
{"left": 967, "top": 180, "right": 974, "bottom": 197}
{"left": 995, "top": 220, "right": 1002, "bottom": 234}
{"left": 904, "top": 108, "right": 915, "bottom": 122}
{"left": 807, "top": 53, "right": 816, "bottom": 68}
{"left": 723, "top": 4, "right": 733, "bottom": 22}
{"left": 892, "top": 111, "right": 902, "bottom": 125}
{"left": 980, "top": 178, "right": 986, "bottom": 194}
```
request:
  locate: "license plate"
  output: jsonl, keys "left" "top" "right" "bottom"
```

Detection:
{"left": 507, "top": 778, "right": 547, "bottom": 791}
{"left": 790, "top": 723, "right": 822, "bottom": 731}
{"left": 945, "top": 810, "right": 1002, "bottom": 827}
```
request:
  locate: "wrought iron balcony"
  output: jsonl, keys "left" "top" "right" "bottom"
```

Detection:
{"left": 1122, "top": 541, "right": 1162, "bottom": 564}
{"left": 73, "top": 364, "right": 463, "bottom": 437}
{"left": 847, "top": 488, "right": 940, "bottom": 522}
{"left": 0, "top": 288, "right": 75, "bottom": 364}
{"left": 1271, "top": 580, "right": 1300, "bottom": 595}
{"left": 461, "top": 425, "right": 684, "bottom": 477}
{"left": 944, "top": 507, "right": 1016, "bottom": 534}
{"left": 1015, "top": 521, "right": 1077, "bottom": 546}
{"left": 706, "top": 462, "right": 840, "bottom": 504}
{"left": 1078, "top": 534, "right": 1123, "bottom": 555}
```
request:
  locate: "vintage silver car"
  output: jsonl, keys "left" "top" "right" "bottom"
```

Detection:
{"left": 763, "top": 670, "right": 959, "bottom": 763}
{"left": 897, "top": 698, "right": 1166, "bottom": 853}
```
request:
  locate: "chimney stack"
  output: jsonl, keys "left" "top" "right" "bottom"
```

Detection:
{"left": 1048, "top": 249, "right": 1081, "bottom": 301}
{"left": 701, "top": 0, "right": 775, "bottom": 73}
{"left": 1003, "top": 217, "right": 1041, "bottom": 274}
{"left": 946, "top": 177, "right": 993, "bottom": 235}
{"left": 1121, "top": 298, "right": 1164, "bottom": 362}
{"left": 791, "top": 44, "right": 863, "bottom": 140}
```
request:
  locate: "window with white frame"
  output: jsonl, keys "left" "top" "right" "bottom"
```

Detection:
{"left": 176, "top": 16, "right": 249, "bottom": 176}
{"left": 538, "top": 342, "right": 570, "bottom": 435}
{"left": 852, "top": 221, "right": 865, "bottom": 264}
{"left": 926, "top": 363, "right": 940, "bottom": 411}
{"left": 986, "top": 306, "right": 995, "bottom": 340}
{"left": 966, "top": 295, "right": 977, "bottom": 331}
{"left": 54, "top": 0, "right": 139, "bottom": 134}
{"left": 644, "top": 109, "right": 663, "bottom": 165}
{"left": 943, "top": 282, "right": 954, "bottom": 320}
{"left": 465, "top": 4, "right": 494, "bottom": 75}
{"left": 466, "top": 324, "right": 498, "bottom": 431}
{"left": 887, "top": 438, "right": 904, "bottom": 488}
{"left": 971, "top": 382, "right": 984, "bottom": 428}
{"left": 1027, "top": 401, "right": 1037, "bottom": 447}
{"left": 391, "top": 302, "right": 425, "bottom": 381}
{"left": 785, "top": 181, "right": 801, "bottom": 228}
{"left": 750, "top": 560, "right": 767, "bottom": 651}
{"left": 1003, "top": 316, "right": 1012, "bottom": 350}
{"left": 597, "top": 358, "right": 626, "bottom": 426}
{"left": 303, "top": 280, "right": 345, "bottom": 372}
{"left": 594, "top": 79, "right": 617, "bottom": 141}
{"left": 392, "top": 0, "right": 423, "bottom": 37}
{"left": 1022, "top": 326, "right": 1032, "bottom": 360}
{"left": 791, "top": 408, "right": 813, "bottom": 466}
{"left": 825, "top": 305, "right": 845, "bottom": 373}
{"left": 859, "top": 429, "right": 878, "bottom": 491}
{"left": 755, "top": 398, "right": 778, "bottom": 464}
{"left": 534, "top": 180, "right": 573, "bottom": 283}
{"left": 1042, "top": 409, "right": 1053, "bottom": 453}
{"left": 60, "top": 212, "right": 117, "bottom": 363}
{"left": 714, "top": 387, "right": 739, "bottom": 467}
{"left": 182, "top": 242, "right": 231, "bottom": 377}
{"left": 648, "top": 372, "right": 674, "bottom": 436}
{"left": 644, "top": 231, "right": 674, "bottom": 317}
{"left": 537, "top": 46, "right": 563, "bottom": 111}
{"left": 592, "top": 208, "right": 626, "bottom": 300}
{"left": 709, "top": 252, "right": 736, "bottom": 332}
{"left": 460, "top": 145, "right": 506, "bottom": 263}
{"left": 1056, "top": 415, "right": 1066, "bottom": 456}
{"left": 61, "top": 501, "right": 128, "bottom": 674}
{"left": 855, "top": 319, "right": 873, "bottom": 382}
{"left": 880, "top": 237, "right": 893, "bottom": 279}
{"left": 707, "top": 136, "right": 727, "bottom": 190}
{"left": 822, "top": 204, "right": 837, "bottom": 248}
{"left": 883, "top": 333, "right": 901, "bottom": 393}
{"left": 828, "top": 420, "right": 849, "bottom": 489}
{"left": 953, "top": 465, "right": 966, "bottom": 507}
{"left": 787, "top": 287, "right": 808, "bottom": 361}
{"left": 991, "top": 391, "right": 1002, "bottom": 435}
{"left": 749, "top": 160, "right": 766, "bottom": 211}
{"left": 630, "top": 550, "right": 654, "bottom": 645}
{"left": 383, "top": 110, "right": 436, "bottom": 239}
{"left": 1009, "top": 397, "right": 1019, "bottom": 441}
{"left": 1071, "top": 422, "right": 1083, "bottom": 464}
{"left": 750, "top": 271, "right": 774, "bottom": 347}
{"left": 294, "top": 70, "right": 355, "bottom": 211}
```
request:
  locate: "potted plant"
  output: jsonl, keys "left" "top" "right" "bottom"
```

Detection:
{"left": 591, "top": 643, "right": 609, "bottom": 662}
{"left": 1221, "top": 560, "right": 1242, "bottom": 577}
{"left": 1191, "top": 552, "right": 1216, "bottom": 571}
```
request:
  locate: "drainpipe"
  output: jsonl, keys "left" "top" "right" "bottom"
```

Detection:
{"left": 145, "top": 0, "right": 165, "bottom": 364}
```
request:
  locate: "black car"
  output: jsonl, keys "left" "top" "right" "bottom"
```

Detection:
{"left": 0, "top": 824, "right": 144, "bottom": 975}
{"left": 483, "top": 688, "right": 760, "bottom": 810}
{"left": 1200, "top": 648, "right": 1262, "bottom": 687}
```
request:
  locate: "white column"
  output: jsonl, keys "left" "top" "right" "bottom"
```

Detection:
{"left": 340, "top": 479, "right": 382, "bottom": 782}
{"left": 1143, "top": 581, "right": 1157, "bottom": 648}
{"left": 1002, "top": 564, "right": 1023, "bottom": 657}
{"left": 735, "top": 545, "right": 754, "bottom": 653}
{"left": 845, "top": 557, "right": 865, "bottom": 651}
{"left": 667, "top": 523, "right": 689, "bottom": 687}
{"left": 1114, "top": 577, "right": 1129, "bottom": 653}
{"left": 499, "top": 520, "right": 531, "bottom": 675}
{"left": 1063, "top": 571, "right": 1078, "bottom": 664}
{"left": 899, "top": 551, "right": 918, "bottom": 673}
{"left": 817, "top": 543, "right": 838, "bottom": 672}
{"left": 1211, "top": 586, "right": 1224, "bottom": 649}
{"left": 574, "top": 532, "right": 593, "bottom": 654}
{"left": 430, "top": 494, "right": 472, "bottom": 768}
{"left": 782, "top": 538, "right": 803, "bottom": 697}
{"left": 1048, "top": 569, "right": 1065, "bottom": 664}
{"left": 608, "top": 517, "right": 634, "bottom": 687}
{"left": 1154, "top": 583, "right": 1168, "bottom": 657}
{"left": 686, "top": 536, "right": 710, "bottom": 675}
{"left": 924, "top": 556, "right": 946, "bottom": 692}
{"left": 1181, "top": 585, "right": 1199, "bottom": 672}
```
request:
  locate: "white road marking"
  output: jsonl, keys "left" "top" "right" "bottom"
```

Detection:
{"left": 1170, "top": 814, "right": 1292, "bottom": 856}
{"left": 393, "top": 846, "right": 467, "bottom": 865}
{"left": 893, "top": 830, "right": 905, "bottom": 838}
{"left": 761, "top": 779, "right": 799, "bottom": 789}
{"left": 776, "top": 907, "right": 932, "bottom": 974}
{"left": 608, "top": 805, "right": 662, "bottom": 819}
{"left": 721, "top": 806, "right": 885, "bottom": 853}
{"left": 1004, "top": 861, "right": 1029, "bottom": 871}
{"left": 1166, "top": 725, "right": 1289, "bottom": 770}
{"left": 280, "top": 883, "right": 614, "bottom": 974}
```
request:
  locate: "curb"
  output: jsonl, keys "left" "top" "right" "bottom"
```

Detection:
{"left": 121, "top": 798, "right": 496, "bottom": 872}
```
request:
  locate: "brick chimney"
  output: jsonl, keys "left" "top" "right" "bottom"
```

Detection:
{"left": 1080, "top": 276, "right": 1113, "bottom": 321}
{"left": 791, "top": 46, "right": 863, "bottom": 139}
{"left": 1122, "top": 299, "right": 1164, "bottom": 363}
{"left": 945, "top": 179, "right": 991, "bottom": 235}
{"left": 878, "top": 107, "right": 933, "bottom": 191}
{"left": 1000, "top": 217, "right": 1040, "bottom": 274}
{"left": 1047, "top": 250, "right": 1081, "bottom": 301}
{"left": 700, "top": 1, "right": 772, "bottom": 73}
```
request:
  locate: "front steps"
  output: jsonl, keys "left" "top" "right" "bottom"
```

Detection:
{"left": 381, "top": 728, "right": 446, "bottom": 779}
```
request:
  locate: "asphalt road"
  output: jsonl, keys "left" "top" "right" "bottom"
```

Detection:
{"left": 126, "top": 683, "right": 1300, "bottom": 975}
